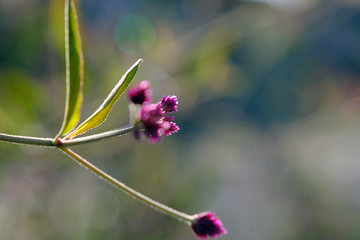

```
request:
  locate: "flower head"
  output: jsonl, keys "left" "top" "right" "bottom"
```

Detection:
{"left": 191, "top": 212, "right": 227, "bottom": 239}
{"left": 127, "top": 82, "right": 180, "bottom": 143}
{"left": 141, "top": 102, "right": 164, "bottom": 123}
{"left": 140, "top": 103, "right": 167, "bottom": 143}
{"left": 127, "top": 80, "right": 152, "bottom": 104}
{"left": 161, "top": 95, "right": 178, "bottom": 113}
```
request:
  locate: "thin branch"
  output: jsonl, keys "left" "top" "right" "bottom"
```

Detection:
{"left": 61, "top": 125, "right": 134, "bottom": 146}
{"left": 0, "top": 125, "right": 135, "bottom": 148}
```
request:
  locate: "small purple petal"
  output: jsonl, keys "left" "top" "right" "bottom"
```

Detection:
{"left": 164, "top": 122, "right": 179, "bottom": 136}
{"left": 191, "top": 212, "right": 227, "bottom": 239}
{"left": 163, "top": 115, "right": 178, "bottom": 136}
{"left": 127, "top": 80, "right": 152, "bottom": 104}
{"left": 161, "top": 95, "right": 178, "bottom": 113}
{"left": 158, "top": 121, "right": 171, "bottom": 136}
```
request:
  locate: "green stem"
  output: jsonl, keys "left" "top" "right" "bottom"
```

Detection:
{"left": 61, "top": 125, "right": 134, "bottom": 146}
{"left": 59, "top": 146, "right": 194, "bottom": 224}
{"left": 0, "top": 125, "right": 134, "bottom": 148}
{"left": 0, "top": 133, "right": 54, "bottom": 147}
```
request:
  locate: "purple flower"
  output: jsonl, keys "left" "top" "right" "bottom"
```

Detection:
{"left": 141, "top": 102, "right": 164, "bottom": 122}
{"left": 127, "top": 80, "right": 152, "bottom": 104}
{"left": 127, "top": 81, "right": 180, "bottom": 143}
{"left": 139, "top": 103, "right": 180, "bottom": 143}
{"left": 191, "top": 212, "right": 227, "bottom": 239}
{"left": 140, "top": 103, "right": 167, "bottom": 143}
{"left": 161, "top": 95, "right": 178, "bottom": 113}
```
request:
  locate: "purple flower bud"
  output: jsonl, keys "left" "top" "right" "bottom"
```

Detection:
{"left": 191, "top": 212, "right": 227, "bottom": 239}
{"left": 127, "top": 80, "right": 152, "bottom": 104}
{"left": 161, "top": 95, "right": 178, "bottom": 113}
{"left": 163, "top": 118, "right": 179, "bottom": 136}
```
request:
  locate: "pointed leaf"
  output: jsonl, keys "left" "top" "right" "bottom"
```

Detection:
{"left": 65, "top": 59, "right": 142, "bottom": 139}
{"left": 56, "top": 0, "right": 84, "bottom": 139}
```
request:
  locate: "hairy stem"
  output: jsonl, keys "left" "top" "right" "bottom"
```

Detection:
{"left": 59, "top": 146, "right": 194, "bottom": 224}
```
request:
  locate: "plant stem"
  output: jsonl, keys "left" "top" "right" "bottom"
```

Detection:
{"left": 0, "top": 125, "right": 134, "bottom": 148}
{"left": 61, "top": 125, "right": 134, "bottom": 146}
{"left": 59, "top": 146, "right": 194, "bottom": 224}
{"left": 0, "top": 133, "right": 55, "bottom": 147}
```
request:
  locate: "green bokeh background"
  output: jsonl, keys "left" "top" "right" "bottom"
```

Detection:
{"left": 1, "top": 0, "right": 360, "bottom": 239}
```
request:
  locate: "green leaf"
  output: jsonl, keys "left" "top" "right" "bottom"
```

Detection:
{"left": 65, "top": 59, "right": 143, "bottom": 139}
{"left": 55, "top": 0, "right": 84, "bottom": 140}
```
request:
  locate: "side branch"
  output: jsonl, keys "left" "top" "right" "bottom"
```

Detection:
{"left": 61, "top": 125, "right": 134, "bottom": 146}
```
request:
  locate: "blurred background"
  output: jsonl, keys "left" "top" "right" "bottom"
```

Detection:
{"left": 1, "top": 0, "right": 360, "bottom": 239}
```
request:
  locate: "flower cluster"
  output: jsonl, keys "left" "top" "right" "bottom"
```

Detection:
{"left": 127, "top": 81, "right": 179, "bottom": 143}
{"left": 191, "top": 212, "right": 227, "bottom": 239}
